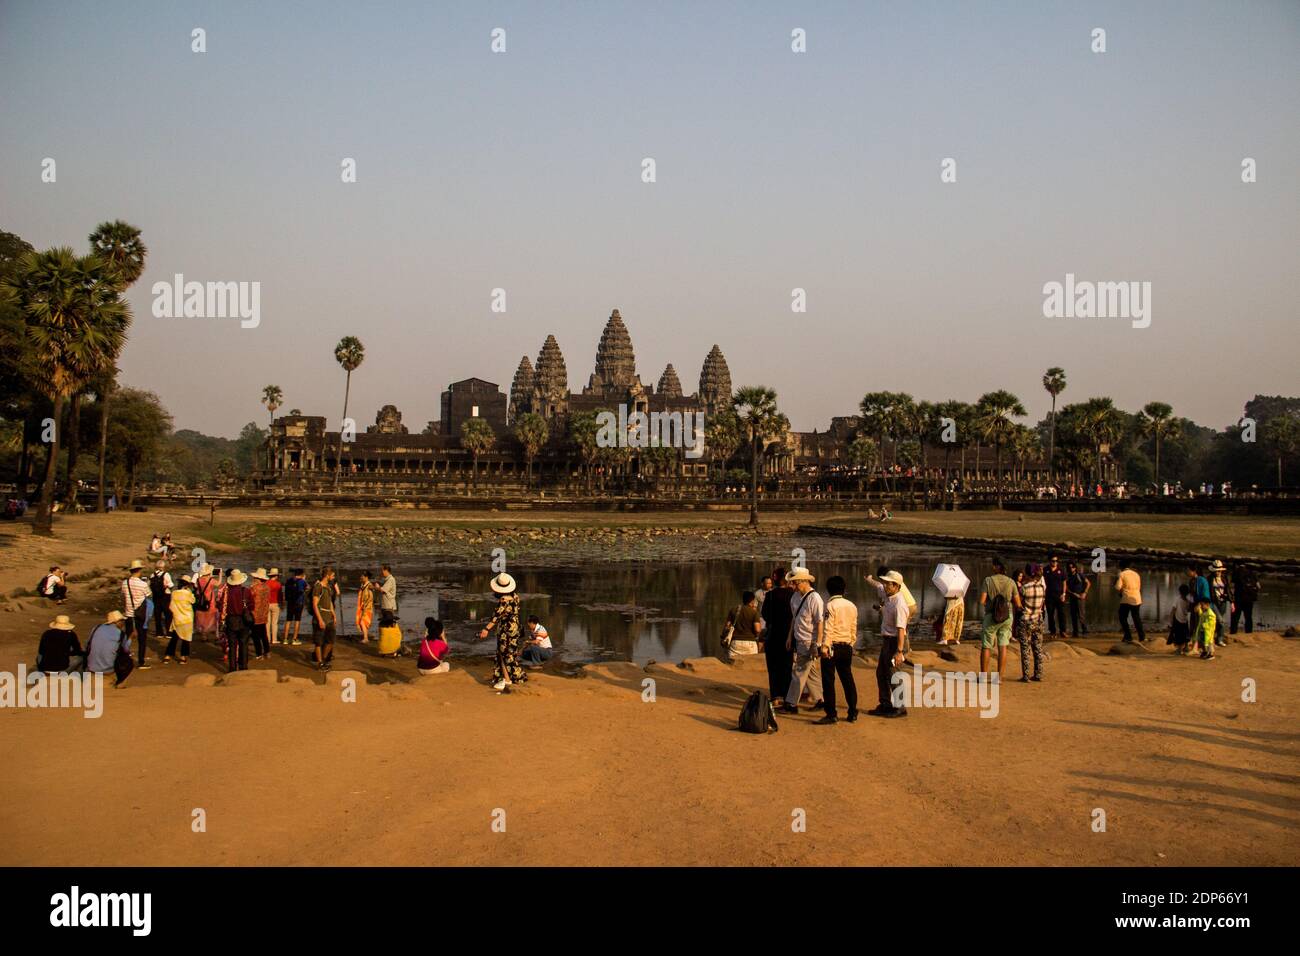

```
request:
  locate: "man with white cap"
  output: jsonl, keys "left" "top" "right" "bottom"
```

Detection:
{"left": 870, "top": 571, "right": 910, "bottom": 718}
{"left": 780, "top": 567, "right": 825, "bottom": 715}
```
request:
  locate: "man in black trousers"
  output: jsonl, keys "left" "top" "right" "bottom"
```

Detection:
{"left": 761, "top": 565, "right": 794, "bottom": 701}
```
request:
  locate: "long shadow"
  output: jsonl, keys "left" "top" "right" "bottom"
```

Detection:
{"left": 1069, "top": 770, "right": 1300, "bottom": 814}
{"left": 1056, "top": 719, "right": 1295, "bottom": 758}
{"left": 1142, "top": 717, "right": 1300, "bottom": 743}
{"left": 1072, "top": 787, "right": 1299, "bottom": 831}
{"left": 581, "top": 660, "right": 756, "bottom": 715}
{"left": 1149, "top": 753, "right": 1300, "bottom": 786}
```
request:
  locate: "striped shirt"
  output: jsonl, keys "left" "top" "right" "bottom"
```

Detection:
{"left": 121, "top": 576, "right": 150, "bottom": 616}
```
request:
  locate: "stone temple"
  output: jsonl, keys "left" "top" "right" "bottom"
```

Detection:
{"left": 262, "top": 309, "right": 744, "bottom": 490}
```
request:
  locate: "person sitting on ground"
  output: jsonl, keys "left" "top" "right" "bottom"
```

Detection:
{"left": 1194, "top": 597, "right": 1218, "bottom": 660}
{"left": 418, "top": 618, "right": 450, "bottom": 675}
{"left": 148, "top": 533, "right": 164, "bottom": 556}
{"left": 86, "top": 611, "right": 130, "bottom": 677}
{"left": 38, "top": 566, "right": 68, "bottom": 604}
{"left": 1170, "top": 583, "right": 1192, "bottom": 655}
{"left": 722, "top": 592, "right": 763, "bottom": 660}
{"left": 521, "top": 615, "right": 555, "bottom": 666}
{"left": 36, "top": 614, "right": 85, "bottom": 674}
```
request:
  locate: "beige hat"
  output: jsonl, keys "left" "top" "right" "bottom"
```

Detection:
{"left": 127, "top": 559, "right": 146, "bottom": 572}
{"left": 881, "top": 570, "right": 905, "bottom": 586}
{"left": 785, "top": 568, "right": 815, "bottom": 583}
{"left": 251, "top": 567, "right": 269, "bottom": 580}
{"left": 105, "top": 610, "right": 126, "bottom": 624}
{"left": 490, "top": 572, "right": 517, "bottom": 594}
{"left": 48, "top": 614, "right": 75, "bottom": 631}
{"left": 199, "top": 563, "right": 214, "bottom": 576}
{"left": 1209, "top": 559, "right": 1226, "bottom": 572}
{"left": 268, "top": 567, "right": 280, "bottom": 577}
{"left": 180, "top": 573, "right": 194, "bottom": 584}
{"left": 227, "top": 569, "right": 248, "bottom": 586}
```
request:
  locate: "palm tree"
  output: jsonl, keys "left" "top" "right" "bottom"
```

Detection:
{"left": 732, "top": 386, "right": 785, "bottom": 527}
{"left": 460, "top": 417, "right": 496, "bottom": 493}
{"left": 933, "top": 399, "right": 968, "bottom": 504}
{"left": 1, "top": 248, "right": 130, "bottom": 533}
{"left": 262, "top": 385, "right": 283, "bottom": 426}
{"left": 907, "top": 399, "right": 938, "bottom": 506}
{"left": 1042, "top": 367, "right": 1067, "bottom": 477}
{"left": 1079, "top": 397, "right": 1125, "bottom": 486}
{"left": 88, "top": 220, "right": 147, "bottom": 513}
{"left": 975, "top": 390, "right": 1027, "bottom": 508}
{"left": 568, "top": 412, "right": 602, "bottom": 492}
{"left": 704, "top": 407, "right": 743, "bottom": 485}
{"left": 332, "top": 336, "right": 365, "bottom": 489}
{"left": 513, "top": 412, "right": 548, "bottom": 490}
{"left": 1261, "top": 414, "right": 1300, "bottom": 488}
{"left": 858, "top": 391, "right": 911, "bottom": 492}
{"left": 846, "top": 433, "right": 877, "bottom": 494}
{"left": 1137, "top": 401, "right": 1178, "bottom": 489}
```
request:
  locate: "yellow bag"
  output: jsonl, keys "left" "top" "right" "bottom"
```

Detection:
{"left": 378, "top": 624, "right": 402, "bottom": 656}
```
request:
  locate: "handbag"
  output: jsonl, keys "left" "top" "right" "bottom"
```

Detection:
{"left": 721, "top": 604, "right": 740, "bottom": 646}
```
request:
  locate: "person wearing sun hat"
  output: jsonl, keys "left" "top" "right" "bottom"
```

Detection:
{"left": 194, "top": 562, "right": 220, "bottom": 642}
{"left": 477, "top": 572, "right": 525, "bottom": 691}
{"left": 86, "top": 611, "right": 130, "bottom": 676}
{"left": 248, "top": 568, "right": 272, "bottom": 660}
{"left": 1208, "top": 559, "right": 1230, "bottom": 647}
{"left": 221, "top": 569, "right": 254, "bottom": 672}
{"left": 121, "top": 558, "right": 152, "bottom": 669}
{"left": 164, "top": 574, "right": 197, "bottom": 663}
{"left": 36, "top": 614, "right": 85, "bottom": 674}
{"left": 780, "top": 567, "right": 825, "bottom": 715}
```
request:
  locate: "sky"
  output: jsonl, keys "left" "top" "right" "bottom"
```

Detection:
{"left": 2, "top": 0, "right": 1297, "bottom": 438}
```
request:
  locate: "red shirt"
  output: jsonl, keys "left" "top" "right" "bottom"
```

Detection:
{"left": 267, "top": 578, "right": 282, "bottom": 606}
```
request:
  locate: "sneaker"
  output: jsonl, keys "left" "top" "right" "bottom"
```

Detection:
{"left": 138, "top": 663, "right": 152, "bottom": 670}
{"left": 492, "top": 680, "right": 508, "bottom": 691}
{"left": 291, "top": 639, "right": 302, "bottom": 646}
{"left": 814, "top": 715, "right": 838, "bottom": 725}
{"left": 778, "top": 703, "right": 799, "bottom": 715}
{"left": 1018, "top": 676, "right": 1029, "bottom": 683}
{"left": 1031, "top": 675, "right": 1043, "bottom": 682}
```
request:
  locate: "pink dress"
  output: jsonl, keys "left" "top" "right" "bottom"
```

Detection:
{"left": 194, "top": 575, "right": 220, "bottom": 637}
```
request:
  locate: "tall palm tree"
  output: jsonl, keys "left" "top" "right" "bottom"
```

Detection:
{"left": 858, "top": 391, "right": 911, "bottom": 492}
{"left": 513, "top": 412, "right": 548, "bottom": 490}
{"left": 1137, "top": 401, "right": 1177, "bottom": 489}
{"left": 732, "top": 386, "right": 785, "bottom": 527}
{"left": 262, "top": 384, "right": 283, "bottom": 425}
{"left": 88, "top": 220, "right": 146, "bottom": 512}
{"left": 1042, "top": 367, "right": 1067, "bottom": 477}
{"left": 975, "top": 390, "right": 1027, "bottom": 508}
{"left": 568, "top": 412, "right": 602, "bottom": 492}
{"left": 332, "top": 336, "right": 365, "bottom": 489}
{"left": 704, "top": 407, "right": 743, "bottom": 485}
{"left": 934, "top": 399, "right": 967, "bottom": 504}
{"left": 846, "top": 434, "right": 877, "bottom": 495}
{"left": 460, "top": 417, "right": 496, "bottom": 493}
{"left": 2, "top": 248, "right": 130, "bottom": 533}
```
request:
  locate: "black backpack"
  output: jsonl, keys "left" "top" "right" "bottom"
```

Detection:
{"left": 192, "top": 579, "right": 211, "bottom": 612}
{"left": 1237, "top": 569, "right": 1260, "bottom": 603}
{"left": 990, "top": 593, "right": 1010, "bottom": 623}
{"left": 149, "top": 570, "right": 169, "bottom": 603}
{"left": 739, "top": 690, "right": 779, "bottom": 734}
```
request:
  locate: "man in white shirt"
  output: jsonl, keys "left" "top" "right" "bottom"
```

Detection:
{"left": 121, "top": 559, "right": 153, "bottom": 669}
{"left": 780, "top": 568, "right": 825, "bottom": 715}
{"left": 374, "top": 564, "right": 398, "bottom": 626}
{"left": 521, "top": 615, "right": 553, "bottom": 667}
{"left": 870, "top": 571, "right": 910, "bottom": 718}
{"left": 814, "top": 575, "right": 859, "bottom": 724}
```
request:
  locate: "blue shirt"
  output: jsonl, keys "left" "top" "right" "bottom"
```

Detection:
{"left": 86, "top": 623, "right": 129, "bottom": 673}
{"left": 1192, "top": 575, "right": 1213, "bottom": 604}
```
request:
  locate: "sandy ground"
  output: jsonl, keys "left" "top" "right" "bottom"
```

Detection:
{"left": 1, "top": 509, "right": 1297, "bottom": 866}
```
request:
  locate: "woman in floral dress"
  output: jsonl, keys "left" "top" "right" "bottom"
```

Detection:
{"left": 477, "top": 572, "right": 525, "bottom": 691}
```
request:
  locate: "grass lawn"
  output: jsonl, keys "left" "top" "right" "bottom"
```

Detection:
{"left": 818, "top": 511, "right": 1300, "bottom": 561}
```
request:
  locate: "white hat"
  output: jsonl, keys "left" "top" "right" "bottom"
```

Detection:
{"left": 105, "top": 610, "right": 126, "bottom": 624}
{"left": 251, "top": 567, "right": 269, "bottom": 580}
{"left": 785, "top": 567, "right": 815, "bottom": 583}
{"left": 48, "top": 614, "right": 75, "bottom": 631}
{"left": 199, "top": 563, "right": 214, "bottom": 576}
{"left": 490, "top": 573, "right": 517, "bottom": 594}
{"left": 227, "top": 569, "right": 248, "bottom": 586}
{"left": 268, "top": 567, "right": 280, "bottom": 577}
{"left": 180, "top": 573, "right": 194, "bottom": 584}
{"left": 127, "top": 559, "right": 146, "bottom": 571}
{"left": 881, "top": 570, "right": 905, "bottom": 586}
{"left": 1208, "top": 559, "right": 1226, "bottom": 572}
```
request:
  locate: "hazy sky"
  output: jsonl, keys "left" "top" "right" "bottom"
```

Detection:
{"left": 3, "top": 0, "right": 1297, "bottom": 437}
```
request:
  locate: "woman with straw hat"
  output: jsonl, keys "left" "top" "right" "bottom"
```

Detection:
{"left": 194, "top": 563, "right": 220, "bottom": 642}
{"left": 36, "top": 614, "right": 84, "bottom": 674}
{"left": 164, "top": 574, "right": 196, "bottom": 664}
{"left": 477, "top": 572, "right": 525, "bottom": 692}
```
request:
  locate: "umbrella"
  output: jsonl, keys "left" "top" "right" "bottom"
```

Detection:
{"left": 932, "top": 563, "right": 970, "bottom": 599}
